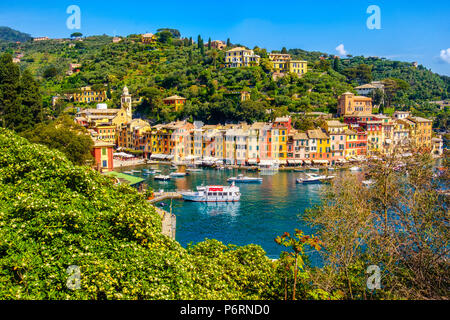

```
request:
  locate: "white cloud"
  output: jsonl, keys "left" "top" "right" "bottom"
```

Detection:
{"left": 439, "top": 48, "right": 450, "bottom": 64}
{"left": 336, "top": 44, "right": 347, "bottom": 56}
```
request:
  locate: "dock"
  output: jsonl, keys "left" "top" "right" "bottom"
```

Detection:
{"left": 148, "top": 192, "right": 183, "bottom": 204}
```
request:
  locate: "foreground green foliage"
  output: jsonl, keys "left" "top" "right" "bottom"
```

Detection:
{"left": 0, "top": 129, "right": 283, "bottom": 299}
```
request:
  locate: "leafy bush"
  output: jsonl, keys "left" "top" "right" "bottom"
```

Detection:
{"left": 0, "top": 129, "right": 281, "bottom": 300}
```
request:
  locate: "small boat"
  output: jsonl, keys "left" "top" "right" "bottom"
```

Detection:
{"left": 131, "top": 170, "right": 141, "bottom": 173}
{"left": 123, "top": 171, "right": 134, "bottom": 175}
{"left": 327, "top": 167, "right": 335, "bottom": 171}
{"left": 296, "top": 173, "right": 335, "bottom": 184}
{"left": 294, "top": 168, "right": 305, "bottom": 172}
{"left": 350, "top": 166, "right": 362, "bottom": 172}
{"left": 180, "top": 183, "right": 241, "bottom": 202}
{"left": 227, "top": 174, "right": 262, "bottom": 183}
{"left": 187, "top": 168, "right": 202, "bottom": 173}
{"left": 154, "top": 175, "right": 171, "bottom": 181}
{"left": 170, "top": 172, "right": 187, "bottom": 177}
{"left": 309, "top": 167, "right": 320, "bottom": 172}
{"left": 159, "top": 202, "right": 167, "bottom": 207}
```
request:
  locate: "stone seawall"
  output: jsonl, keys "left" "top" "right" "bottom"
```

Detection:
{"left": 154, "top": 206, "right": 176, "bottom": 240}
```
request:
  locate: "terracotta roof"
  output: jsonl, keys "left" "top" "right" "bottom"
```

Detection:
{"left": 307, "top": 129, "right": 328, "bottom": 139}
{"left": 163, "top": 95, "right": 186, "bottom": 101}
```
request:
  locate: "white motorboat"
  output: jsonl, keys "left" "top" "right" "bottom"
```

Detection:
{"left": 154, "top": 175, "right": 171, "bottom": 181}
{"left": 170, "top": 172, "right": 187, "bottom": 177}
{"left": 187, "top": 168, "right": 202, "bottom": 173}
{"left": 180, "top": 184, "right": 241, "bottom": 202}
{"left": 350, "top": 166, "right": 362, "bottom": 171}
{"left": 296, "top": 173, "right": 335, "bottom": 184}
{"left": 227, "top": 174, "right": 262, "bottom": 183}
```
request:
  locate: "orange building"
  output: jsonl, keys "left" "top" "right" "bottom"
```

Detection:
{"left": 91, "top": 140, "right": 114, "bottom": 172}
{"left": 163, "top": 95, "right": 186, "bottom": 111}
{"left": 337, "top": 92, "right": 373, "bottom": 116}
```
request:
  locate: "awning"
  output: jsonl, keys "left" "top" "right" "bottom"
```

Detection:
{"left": 248, "top": 159, "right": 258, "bottom": 165}
{"left": 259, "top": 160, "right": 273, "bottom": 166}
{"left": 303, "top": 160, "right": 312, "bottom": 165}
{"left": 313, "top": 160, "right": 329, "bottom": 164}
{"left": 278, "top": 160, "right": 287, "bottom": 165}
{"left": 288, "top": 160, "right": 302, "bottom": 165}
{"left": 114, "top": 152, "right": 134, "bottom": 158}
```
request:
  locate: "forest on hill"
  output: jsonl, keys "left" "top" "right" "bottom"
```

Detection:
{"left": 0, "top": 29, "right": 448, "bottom": 129}
{"left": 0, "top": 27, "right": 32, "bottom": 43}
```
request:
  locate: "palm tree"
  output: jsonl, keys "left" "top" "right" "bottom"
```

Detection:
{"left": 208, "top": 49, "right": 219, "bottom": 69}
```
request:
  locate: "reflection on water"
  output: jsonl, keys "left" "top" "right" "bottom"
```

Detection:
{"left": 119, "top": 165, "right": 326, "bottom": 262}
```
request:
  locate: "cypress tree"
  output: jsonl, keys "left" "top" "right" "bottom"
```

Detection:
{"left": 208, "top": 37, "right": 211, "bottom": 50}
{"left": 197, "top": 35, "right": 202, "bottom": 50}
{"left": 18, "top": 69, "right": 43, "bottom": 132}
{"left": 226, "top": 38, "right": 231, "bottom": 47}
{"left": 0, "top": 53, "right": 20, "bottom": 130}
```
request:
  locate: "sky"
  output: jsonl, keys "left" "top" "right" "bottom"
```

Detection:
{"left": 0, "top": 0, "right": 449, "bottom": 76}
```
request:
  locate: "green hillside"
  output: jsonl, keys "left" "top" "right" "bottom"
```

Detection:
{"left": 0, "top": 27, "right": 32, "bottom": 43}
{"left": 0, "top": 31, "right": 448, "bottom": 127}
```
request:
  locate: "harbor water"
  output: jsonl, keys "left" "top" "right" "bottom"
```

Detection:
{"left": 119, "top": 165, "right": 335, "bottom": 262}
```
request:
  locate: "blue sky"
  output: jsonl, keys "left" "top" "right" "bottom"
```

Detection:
{"left": 1, "top": 0, "right": 449, "bottom": 75}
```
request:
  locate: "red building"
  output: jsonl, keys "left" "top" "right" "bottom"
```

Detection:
{"left": 91, "top": 140, "right": 114, "bottom": 172}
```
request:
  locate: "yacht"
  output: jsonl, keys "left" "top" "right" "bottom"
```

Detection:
{"left": 170, "top": 172, "right": 187, "bottom": 177}
{"left": 180, "top": 184, "right": 241, "bottom": 202}
{"left": 154, "top": 175, "right": 171, "bottom": 181}
{"left": 227, "top": 174, "right": 263, "bottom": 183}
{"left": 296, "top": 173, "right": 335, "bottom": 184}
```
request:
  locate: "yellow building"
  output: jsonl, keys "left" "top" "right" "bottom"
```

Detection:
{"left": 163, "top": 95, "right": 186, "bottom": 112}
{"left": 403, "top": 116, "right": 433, "bottom": 150}
{"left": 95, "top": 124, "right": 116, "bottom": 144}
{"left": 141, "top": 33, "right": 157, "bottom": 44}
{"left": 337, "top": 92, "right": 373, "bottom": 117}
{"left": 73, "top": 86, "right": 107, "bottom": 103}
{"left": 269, "top": 53, "right": 307, "bottom": 77}
{"left": 225, "top": 47, "right": 260, "bottom": 67}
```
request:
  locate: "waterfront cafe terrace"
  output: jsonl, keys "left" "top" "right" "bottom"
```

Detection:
{"left": 115, "top": 115, "right": 434, "bottom": 167}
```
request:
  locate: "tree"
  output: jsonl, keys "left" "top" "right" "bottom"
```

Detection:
{"left": 157, "top": 30, "right": 173, "bottom": 44}
{"left": 0, "top": 53, "right": 20, "bottom": 130}
{"left": 43, "top": 66, "right": 59, "bottom": 79}
{"left": 333, "top": 57, "right": 341, "bottom": 73}
{"left": 70, "top": 32, "right": 83, "bottom": 38}
{"left": 281, "top": 47, "right": 288, "bottom": 54}
{"left": 21, "top": 115, "right": 94, "bottom": 165}
{"left": 207, "top": 38, "right": 211, "bottom": 50}
{"left": 382, "top": 78, "right": 410, "bottom": 108}
{"left": 226, "top": 38, "right": 231, "bottom": 47}
{"left": 208, "top": 49, "right": 219, "bottom": 69}
{"left": 17, "top": 70, "right": 43, "bottom": 132}
{"left": 305, "top": 150, "right": 449, "bottom": 299}
{"left": 275, "top": 230, "right": 321, "bottom": 300}
{"left": 156, "top": 28, "right": 180, "bottom": 39}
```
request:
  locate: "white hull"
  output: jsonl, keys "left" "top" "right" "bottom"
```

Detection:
{"left": 180, "top": 184, "right": 241, "bottom": 202}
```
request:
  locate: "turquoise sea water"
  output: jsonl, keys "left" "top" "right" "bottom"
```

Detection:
{"left": 118, "top": 165, "right": 332, "bottom": 262}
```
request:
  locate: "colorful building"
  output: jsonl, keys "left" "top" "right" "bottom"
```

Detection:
{"left": 91, "top": 140, "right": 114, "bottom": 172}
{"left": 225, "top": 47, "right": 260, "bottom": 67}
{"left": 337, "top": 92, "right": 373, "bottom": 117}
{"left": 269, "top": 53, "right": 307, "bottom": 77}
{"left": 163, "top": 95, "right": 186, "bottom": 111}
{"left": 73, "top": 86, "right": 107, "bottom": 103}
